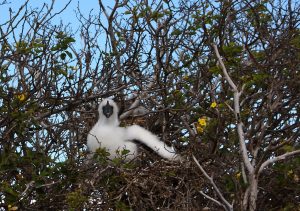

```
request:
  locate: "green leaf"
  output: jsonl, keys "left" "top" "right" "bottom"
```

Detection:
{"left": 57, "top": 68, "right": 68, "bottom": 76}
{"left": 60, "top": 53, "right": 66, "bottom": 60}
{"left": 124, "top": 10, "right": 131, "bottom": 15}
{"left": 65, "top": 51, "right": 73, "bottom": 59}
{"left": 209, "top": 66, "right": 222, "bottom": 75}
{"left": 64, "top": 37, "right": 76, "bottom": 44}
{"left": 223, "top": 42, "right": 243, "bottom": 58}
{"left": 121, "top": 149, "right": 130, "bottom": 156}
{"left": 171, "top": 29, "right": 182, "bottom": 36}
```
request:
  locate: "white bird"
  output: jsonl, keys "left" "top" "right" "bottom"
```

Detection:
{"left": 87, "top": 98, "right": 181, "bottom": 161}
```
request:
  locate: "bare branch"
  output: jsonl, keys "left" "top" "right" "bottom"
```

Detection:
{"left": 259, "top": 149, "right": 300, "bottom": 174}
{"left": 212, "top": 44, "right": 238, "bottom": 92}
{"left": 212, "top": 43, "right": 254, "bottom": 174}
{"left": 199, "top": 191, "right": 224, "bottom": 208}
{"left": 193, "top": 155, "right": 233, "bottom": 211}
{"left": 180, "top": 115, "right": 196, "bottom": 137}
{"left": 120, "top": 80, "right": 155, "bottom": 119}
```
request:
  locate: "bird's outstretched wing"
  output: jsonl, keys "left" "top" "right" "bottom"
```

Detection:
{"left": 126, "top": 125, "right": 181, "bottom": 161}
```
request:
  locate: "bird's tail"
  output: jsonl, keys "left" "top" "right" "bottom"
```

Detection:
{"left": 126, "top": 125, "right": 181, "bottom": 161}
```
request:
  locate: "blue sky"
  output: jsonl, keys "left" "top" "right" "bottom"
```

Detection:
{"left": 0, "top": 0, "right": 110, "bottom": 29}
{"left": 0, "top": 0, "right": 117, "bottom": 51}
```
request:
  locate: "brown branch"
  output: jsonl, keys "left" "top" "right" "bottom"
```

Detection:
{"left": 35, "top": 85, "right": 126, "bottom": 120}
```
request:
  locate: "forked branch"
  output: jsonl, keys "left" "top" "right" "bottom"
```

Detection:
{"left": 193, "top": 155, "right": 233, "bottom": 211}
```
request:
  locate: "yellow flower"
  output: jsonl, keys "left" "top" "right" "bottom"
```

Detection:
{"left": 235, "top": 172, "right": 241, "bottom": 179}
{"left": 210, "top": 101, "right": 217, "bottom": 108}
{"left": 16, "top": 93, "right": 26, "bottom": 102}
{"left": 8, "top": 205, "right": 18, "bottom": 211}
{"left": 287, "top": 170, "right": 293, "bottom": 177}
{"left": 198, "top": 118, "right": 207, "bottom": 127}
{"left": 196, "top": 126, "right": 204, "bottom": 134}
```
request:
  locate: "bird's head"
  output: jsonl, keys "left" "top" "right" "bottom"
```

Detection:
{"left": 98, "top": 98, "right": 119, "bottom": 126}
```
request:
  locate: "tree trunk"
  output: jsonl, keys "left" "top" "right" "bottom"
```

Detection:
{"left": 249, "top": 175, "right": 258, "bottom": 211}
{"left": 243, "top": 174, "right": 259, "bottom": 211}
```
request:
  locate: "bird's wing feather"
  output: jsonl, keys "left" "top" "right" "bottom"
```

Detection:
{"left": 126, "top": 125, "right": 180, "bottom": 161}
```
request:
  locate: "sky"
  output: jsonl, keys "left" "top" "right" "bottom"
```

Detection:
{"left": 0, "top": 0, "right": 101, "bottom": 27}
{"left": 0, "top": 0, "right": 118, "bottom": 52}
{"left": 0, "top": 0, "right": 118, "bottom": 39}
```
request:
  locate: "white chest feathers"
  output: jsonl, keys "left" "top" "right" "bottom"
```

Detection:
{"left": 87, "top": 124, "right": 138, "bottom": 160}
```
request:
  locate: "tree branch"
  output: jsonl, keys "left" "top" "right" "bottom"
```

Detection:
{"left": 212, "top": 43, "right": 254, "bottom": 174}
{"left": 212, "top": 44, "right": 237, "bottom": 91}
{"left": 258, "top": 149, "right": 300, "bottom": 174}
{"left": 120, "top": 80, "right": 155, "bottom": 120}
{"left": 193, "top": 155, "right": 233, "bottom": 211}
{"left": 199, "top": 191, "right": 225, "bottom": 209}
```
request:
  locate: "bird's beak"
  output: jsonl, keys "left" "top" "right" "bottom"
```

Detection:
{"left": 102, "top": 101, "right": 114, "bottom": 118}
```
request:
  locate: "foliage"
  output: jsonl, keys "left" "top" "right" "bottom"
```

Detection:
{"left": 0, "top": 0, "right": 299, "bottom": 210}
